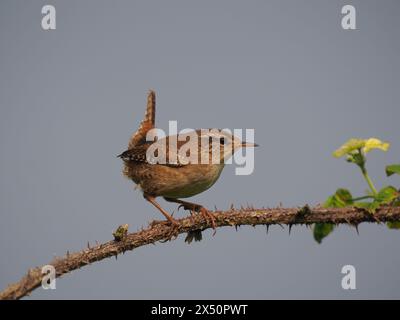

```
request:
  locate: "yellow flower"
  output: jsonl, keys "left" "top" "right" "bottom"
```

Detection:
{"left": 333, "top": 138, "right": 390, "bottom": 158}
{"left": 333, "top": 139, "right": 365, "bottom": 158}
{"left": 364, "top": 138, "right": 390, "bottom": 153}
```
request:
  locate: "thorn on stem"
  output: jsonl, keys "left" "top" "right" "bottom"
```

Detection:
{"left": 354, "top": 224, "right": 360, "bottom": 235}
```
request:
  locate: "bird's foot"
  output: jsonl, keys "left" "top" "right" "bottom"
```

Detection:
{"left": 199, "top": 207, "right": 217, "bottom": 235}
{"left": 150, "top": 218, "right": 180, "bottom": 228}
{"left": 144, "top": 194, "right": 179, "bottom": 228}
{"left": 178, "top": 204, "right": 217, "bottom": 234}
{"left": 150, "top": 218, "right": 180, "bottom": 241}
{"left": 171, "top": 219, "right": 180, "bottom": 227}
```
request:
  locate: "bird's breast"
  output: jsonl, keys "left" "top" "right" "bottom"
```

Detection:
{"left": 125, "top": 163, "right": 225, "bottom": 198}
{"left": 161, "top": 164, "right": 225, "bottom": 198}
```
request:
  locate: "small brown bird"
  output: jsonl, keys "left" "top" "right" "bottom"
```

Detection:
{"left": 119, "top": 90, "right": 257, "bottom": 229}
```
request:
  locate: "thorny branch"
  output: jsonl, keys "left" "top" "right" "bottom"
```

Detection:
{"left": 1, "top": 205, "right": 400, "bottom": 300}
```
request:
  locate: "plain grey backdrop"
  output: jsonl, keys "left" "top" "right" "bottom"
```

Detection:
{"left": 1, "top": 0, "right": 399, "bottom": 299}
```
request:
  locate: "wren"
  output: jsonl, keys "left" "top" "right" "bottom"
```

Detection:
{"left": 119, "top": 90, "right": 257, "bottom": 230}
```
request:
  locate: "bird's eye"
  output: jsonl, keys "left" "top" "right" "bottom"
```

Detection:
{"left": 219, "top": 137, "right": 226, "bottom": 145}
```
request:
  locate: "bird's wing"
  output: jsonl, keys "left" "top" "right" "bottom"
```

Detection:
{"left": 128, "top": 90, "right": 156, "bottom": 148}
{"left": 118, "top": 144, "right": 149, "bottom": 163}
{"left": 119, "top": 135, "right": 205, "bottom": 167}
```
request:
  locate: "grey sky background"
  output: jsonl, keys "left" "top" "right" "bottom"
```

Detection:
{"left": 0, "top": 0, "right": 399, "bottom": 299}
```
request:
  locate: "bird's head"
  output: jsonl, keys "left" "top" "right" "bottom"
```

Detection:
{"left": 198, "top": 129, "right": 258, "bottom": 164}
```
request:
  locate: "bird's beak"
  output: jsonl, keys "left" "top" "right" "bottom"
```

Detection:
{"left": 241, "top": 142, "right": 259, "bottom": 148}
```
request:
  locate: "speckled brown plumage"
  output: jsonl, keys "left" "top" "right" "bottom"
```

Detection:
{"left": 119, "top": 90, "right": 256, "bottom": 229}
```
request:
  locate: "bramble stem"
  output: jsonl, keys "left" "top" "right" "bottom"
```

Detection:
{"left": 2, "top": 205, "right": 400, "bottom": 300}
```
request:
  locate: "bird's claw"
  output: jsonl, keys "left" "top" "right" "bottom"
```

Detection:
{"left": 199, "top": 207, "right": 217, "bottom": 235}
{"left": 151, "top": 218, "right": 180, "bottom": 228}
{"left": 179, "top": 204, "right": 216, "bottom": 234}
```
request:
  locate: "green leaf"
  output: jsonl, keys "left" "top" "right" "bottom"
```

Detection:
{"left": 318, "top": 189, "right": 352, "bottom": 243}
{"left": 386, "top": 164, "right": 400, "bottom": 177}
{"left": 353, "top": 201, "right": 380, "bottom": 214}
{"left": 323, "top": 188, "right": 353, "bottom": 208}
{"left": 324, "top": 195, "right": 336, "bottom": 208}
{"left": 352, "top": 187, "right": 398, "bottom": 214}
{"left": 313, "top": 223, "right": 335, "bottom": 244}
{"left": 387, "top": 221, "right": 400, "bottom": 229}
{"left": 335, "top": 188, "right": 354, "bottom": 205}
{"left": 375, "top": 186, "right": 399, "bottom": 205}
